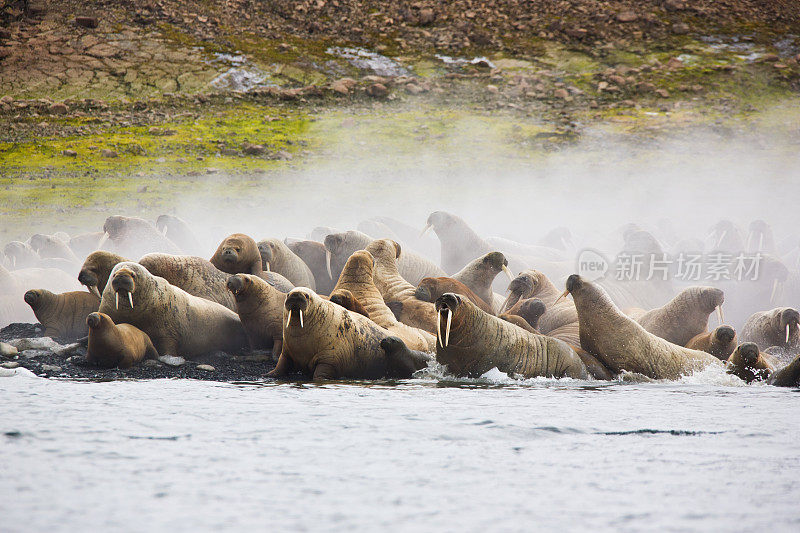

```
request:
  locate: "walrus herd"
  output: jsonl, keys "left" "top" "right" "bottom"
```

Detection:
{"left": 2, "top": 211, "right": 800, "bottom": 387}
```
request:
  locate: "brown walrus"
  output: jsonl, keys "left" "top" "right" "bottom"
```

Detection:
{"left": 99, "top": 262, "right": 247, "bottom": 359}
{"left": 328, "top": 288, "right": 371, "bottom": 318}
{"left": 99, "top": 215, "right": 182, "bottom": 257}
{"left": 86, "top": 312, "right": 158, "bottom": 368}
{"left": 685, "top": 325, "right": 738, "bottom": 361}
{"left": 210, "top": 233, "right": 294, "bottom": 291}
{"left": 30, "top": 233, "right": 79, "bottom": 263}
{"left": 498, "top": 313, "right": 538, "bottom": 333}
{"left": 562, "top": 275, "right": 721, "bottom": 380}
{"left": 514, "top": 298, "right": 546, "bottom": 330}
{"left": 432, "top": 293, "right": 587, "bottom": 379}
{"left": 226, "top": 274, "right": 287, "bottom": 353}
{"left": 268, "top": 288, "right": 394, "bottom": 380}
{"left": 285, "top": 239, "right": 336, "bottom": 296}
{"left": 451, "top": 252, "right": 513, "bottom": 313}
{"left": 257, "top": 238, "right": 316, "bottom": 290}
{"left": 379, "top": 336, "right": 434, "bottom": 378}
{"left": 367, "top": 239, "right": 438, "bottom": 333}
{"left": 78, "top": 251, "right": 129, "bottom": 298}
{"left": 740, "top": 307, "right": 800, "bottom": 353}
{"left": 23, "top": 289, "right": 99, "bottom": 340}
{"left": 415, "top": 276, "right": 494, "bottom": 315}
{"left": 629, "top": 286, "right": 725, "bottom": 347}
{"left": 726, "top": 342, "right": 774, "bottom": 383}
{"left": 768, "top": 353, "right": 800, "bottom": 387}
{"left": 332, "top": 250, "right": 436, "bottom": 352}
{"left": 155, "top": 214, "right": 205, "bottom": 256}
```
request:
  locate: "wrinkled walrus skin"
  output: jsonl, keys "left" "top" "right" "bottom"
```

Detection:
{"left": 24, "top": 289, "right": 99, "bottom": 340}
{"left": 226, "top": 274, "right": 287, "bottom": 354}
{"left": 633, "top": 286, "right": 725, "bottom": 347}
{"left": 433, "top": 293, "right": 588, "bottom": 379}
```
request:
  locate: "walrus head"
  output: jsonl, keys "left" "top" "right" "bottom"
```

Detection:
{"left": 498, "top": 270, "right": 541, "bottom": 314}
{"left": 86, "top": 311, "right": 105, "bottom": 330}
{"left": 212, "top": 233, "right": 260, "bottom": 274}
{"left": 736, "top": 343, "right": 761, "bottom": 366}
{"left": 562, "top": 274, "right": 584, "bottom": 299}
{"left": 746, "top": 219, "right": 771, "bottom": 252}
{"left": 414, "top": 278, "right": 437, "bottom": 303}
{"left": 433, "top": 292, "right": 464, "bottom": 348}
{"left": 28, "top": 234, "right": 51, "bottom": 253}
{"left": 79, "top": 251, "right": 126, "bottom": 299}
{"left": 713, "top": 325, "right": 737, "bottom": 345}
{"left": 697, "top": 287, "right": 725, "bottom": 325}
{"left": 226, "top": 274, "right": 253, "bottom": 301}
{"left": 366, "top": 239, "right": 402, "bottom": 262}
{"left": 420, "top": 211, "right": 455, "bottom": 238}
{"left": 257, "top": 239, "right": 276, "bottom": 271}
{"left": 285, "top": 287, "right": 314, "bottom": 329}
{"left": 4, "top": 241, "right": 36, "bottom": 268}
{"left": 154, "top": 214, "right": 185, "bottom": 238}
{"left": 540, "top": 227, "right": 572, "bottom": 250}
{"left": 517, "top": 298, "right": 546, "bottom": 330}
{"left": 109, "top": 265, "right": 139, "bottom": 311}
{"left": 380, "top": 336, "right": 406, "bottom": 356}
{"left": 779, "top": 308, "right": 800, "bottom": 345}
{"left": 23, "top": 289, "right": 46, "bottom": 310}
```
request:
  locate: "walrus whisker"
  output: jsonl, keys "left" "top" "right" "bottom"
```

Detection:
{"left": 128, "top": 292, "right": 134, "bottom": 309}
{"left": 299, "top": 309, "right": 304, "bottom": 328}
{"left": 502, "top": 264, "right": 513, "bottom": 283}
{"left": 716, "top": 306, "right": 724, "bottom": 326}
{"left": 97, "top": 232, "right": 110, "bottom": 250}
{"left": 115, "top": 291, "right": 119, "bottom": 310}
{"left": 436, "top": 309, "right": 442, "bottom": 347}
{"left": 419, "top": 223, "right": 433, "bottom": 238}
{"left": 325, "top": 250, "right": 333, "bottom": 280}
{"left": 445, "top": 308, "right": 452, "bottom": 347}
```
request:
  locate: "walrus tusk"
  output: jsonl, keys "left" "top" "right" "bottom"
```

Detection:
{"left": 716, "top": 306, "right": 724, "bottom": 326}
{"left": 502, "top": 264, "right": 513, "bottom": 283}
{"left": 11, "top": 255, "right": 15, "bottom": 268}
{"left": 445, "top": 308, "right": 452, "bottom": 347}
{"left": 561, "top": 236, "right": 568, "bottom": 250}
{"left": 128, "top": 292, "right": 134, "bottom": 309}
{"left": 325, "top": 250, "right": 333, "bottom": 280}
{"left": 759, "top": 233, "right": 764, "bottom": 252}
{"left": 715, "top": 229, "right": 727, "bottom": 249}
{"left": 88, "top": 285, "right": 101, "bottom": 299}
{"left": 299, "top": 309, "right": 304, "bottom": 328}
{"left": 498, "top": 291, "right": 515, "bottom": 315}
{"left": 97, "top": 232, "right": 110, "bottom": 250}
{"left": 419, "top": 224, "right": 433, "bottom": 238}
{"left": 115, "top": 291, "right": 119, "bottom": 310}
{"left": 786, "top": 324, "right": 791, "bottom": 344}
{"left": 436, "top": 309, "right": 442, "bottom": 347}
{"left": 554, "top": 288, "right": 570, "bottom": 304}
{"left": 265, "top": 262, "right": 270, "bottom": 272}
{"left": 161, "top": 226, "right": 168, "bottom": 237}
{"left": 286, "top": 309, "right": 292, "bottom": 328}
{"left": 770, "top": 279, "right": 779, "bottom": 304}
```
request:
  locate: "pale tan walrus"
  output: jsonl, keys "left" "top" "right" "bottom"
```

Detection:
{"left": 332, "top": 250, "right": 436, "bottom": 352}
{"left": 23, "top": 289, "right": 100, "bottom": 340}
{"left": 451, "top": 251, "right": 513, "bottom": 313}
{"left": 740, "top": 307, "right": 800, "bottom": 352}
{"left": 268, "top": 287, "right": 394, "bottom": 380}
{"left": 257, "top": 238, "right": 316, "bottom": 290}
{"left": 226, "top": 274, "right": 287, "bottom": 354}
{"left": 561, "top": 275, "right": 721, "bottom": 380}
{"left": 685, "top": 325, "right": 738, "bottom": 361}
{"left": 86, "top": 312, "right": 158, "bottom": 369}
{"left": 99, "top": 262, "right": 247, "bottom": 359}
{"left": 210, "top": 233, "right": 294, "bottom": 292}
{"left": 433, "top": 293, "right": 588, "bottom": 379}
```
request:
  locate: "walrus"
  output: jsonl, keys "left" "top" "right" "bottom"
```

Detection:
{"left": 29, "top": 233, "right": 79, "bottom": 263}
{"left": 99, "top": 215, "right": 182, "bottom": 257}
{"left": 539, "top": 227, "right": 573, "bottom": 251}
{"left": 86, "top": 312, "right": 158, "bottom": 368}
{"left": 268, "top": 287, "right": 393, "bottom": 380}
{"left": 746, "top": 219, "right": 775, "bottom": 254}
{"left": 0, "top": 264, "right": 83, "bottom": 326}
{"left": 99, "top": 262, "right": 247, "bottom": 359}
{"left": 421, "top": 211, "right": 492, "bottom": 274}
{"left": 514, "top": 298, "right": 546, "bottom": 330}
{"left": 740, "top": 307, "right": 800, "bottom": 353}
{"left": 23, "top": 289, "right": 99, "bottom": 340}
{"left": 433, "top": 293, "right": 587, "bottom": 379}
{"left": 138, "top": 253, "right": 238, "bottom": 311}
{"left": 451, "top": 251, "right": 513, "bottom": 313}
{"left": 631, "top": 286, "right": 725, "bottom": 347}
{"left": 210, "top": 233, "right": 294, "bottom": 291}
{"left": 726, "top": 342, "right": 774, "bottom": 383}
{"left": 69, "top": 231, "right": 106, "bottom": 258}
{"left": 767, "top": 353, "right": 800, "bottom": 387}
{"left": 562, "top": 275, "right": 721, "bottom": 380}
{"left": 498, "top": 313, "right": 538, "bottom": 333}
{"left": 155, "top": 214, "right": 205, "bottom": 256}
{"left": 366, "top": 239, "right": 438, "bottom": 333}
{"left": 3, "top": 241, "right": 39, "bottom": 269}
{"left": 708, "top": 219, "right": 745, "bottom": 252}
{"left": 285, "top": 239, "right": 336, "bottom": 296}
{"left": 379, "top": 336, "right": 434, "bottom": 378}
{"left": 226, "top": 274, "right": 286, "bottom": 353}
{"left": 332, "top": 250, "right": 436, "bottom": 352}
{"left": 329, "top": 288, "right": 371, "bottom": 318}
{"left": 685, "top": 325, "right": 738, "bottom": 361}
{"left": 78, "top": 251, "right": 130, "bottom": 298}
{"left": 257, "top": 238, "right": 316, "bottom": 290}
{"left": 415, "top": 276, "right": 494, "bottom": 314}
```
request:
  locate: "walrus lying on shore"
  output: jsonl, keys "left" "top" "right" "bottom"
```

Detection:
{"left": 30, "top": 233, "right": 79, "bottom": 263}
{"left": 257, "top": 238, "right": 316, "bottom": 290}
{"left": 99, "top": 262, "right": 247, "bottom": 359}
{"left": 740, "top": 307, "right": 800, "bottom": 353}
{"left": 210, "top": 233, "right": 294, "bottom": 291}
{"left": 3, "top": 241, "right": 39, "bottom": 269}
{"left": 627, "top": 286, "right": 725, "bottom": 347}
{"left": 415, "top": 276, "right": 494, "bottom": 314}
{"left": 332, "top": 250, "right": 435, "bottom": 352}
{"left": 433, "top": 293, "right": 588, "bottom": 379}
{"left": 451, "top": 252, "right": 512, "bottom": 313}
{"left": 562, "top": 275, "right": 721, "bottom": 380}
{"left": 226, "top": 274, "right": 286, "bottom": 353}
{"left": 1, "top": 264, "right": 82, "bottom": 326}
{"left": 285, "top": 239, "right": 335, "bottom": 296}
{"left": 685, "top": 325, "right": 738, "bottom": 361}
{"left": 86, "top": 312, "right": 158, "bottom": 368}
{"left": 100, "top": 215, "right": 182, "bottom": 258}
{"left": 23, "top": 289, "right": 99, "bottom": 340}
{"left": 78, "top": 251, "right": 128, "bottom": 298}
{"left": 268, "top": 288, "right": 393, "bottom": 380}
{"left": 726, "top": 343, "right": 774, "bottom": 383}
{"left": 156, "top": 214, "right": 205, "bottom": 256}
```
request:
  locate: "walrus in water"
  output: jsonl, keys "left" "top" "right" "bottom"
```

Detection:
{"left": 257, "top": 238, "right": 316, "bottom": 290}
{"left": 99, "top": 262, "right": 247, "bottom": 359}
{"left": 3, "top": 241, "right": 39, "bottom": 269}
{"left": 513, "top": 298, "right": 546, "bottom": 330}
{"left": 226, "top": 274, "right": 287, "bottom": 353}
{"left": 332, "top": 250, "right": 436, "bottom": 352}
{"left": 86, "top": 312, "right": 158, "bottom": 368}
{"left": 451, "top": 252, "right": 513, "bottom": 313}
{"left": 562, "top": 275, "right": 721, "bottom": 380}
{"left": 432, "top": 293, "right": 587, "bottom": 379}
{"left": 379, "top": 336, "right": 433, "bottom": 378}
{"left": 99, "top": 215, "right": 182, "bottom": 257}
{"left": 155, "top": 214, "right": 205, "bottom": 256}
{"left": 30, "top": 233, "right": 79, "bottom": 263}
{"left": 23, "top": 289, "right": 99, "bottom": 340}
{"left": 768, "top": 354, "right": 800, "bottom": 387}
{"left": 329, "top": 288, "right": 371, "bottom": 318}
{"left": 210, "top": 233, "right": 294, "bottom": 291}
{"left": 285, "top": 239, "right": 335, "bottom": 296}
{"left": 268, "top": 288, "right": 393, "bottom": 380}
{"left": 740, "top": 307, "right": 800, "bottom": 353}
{"left": 415, "top": 276, "right": 494, "bottom": 314}
{"left": 630, "top": 286, "right": 725, "bottom": 347}
{"left": 726, "top": 342, "right": 774, "bottom": 383}
{"left": 685, "top": 325, "right": 738, "bottom": 361}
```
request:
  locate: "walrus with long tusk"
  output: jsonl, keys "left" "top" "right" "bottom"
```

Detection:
{"left": 257, "top": 238, "right": 316, "bottom": 290}
{"left": 629, "top": 286, "right": 725, "bottom": 347}
{"left": 99, "top": 262, "right": 247, "bottom": 359}
{"left": 432, "top": 293, "right": 588, "bottom": 379}
{"left": 332, "top": 250, "right": 436, "bottom": 352}
{"left": 329, "top": 288, "right": 371, "bottom": 318}
{"left": 415, "top": 276, "right": 494, "bottom": 315}
{"left": 561, "top": 274, "right": 721, "bottom": 380}
{"left": 767, "top": 353, "right": 800, "bottom": 387}
{"left": 285, "top": 239, "right": 336, "bottom": 296}
{"left": 726, "top": 342, "right": 774, "bottom": 383}
{"left": 210, "top": 233, "right": 294, "bottom": 292}
{"left": 740, "top": 307, "right": 800, "bottom": 354}
{"left": 379, "top": 336, "right": 434, "bottom": 378}
{"left": 226, "top": 274, "right": 287, "bottom": 354}
{"left": 3, "top": 241, "right": 39, "bottom": 269}
{"left": 79, "top": 251, "right": 129, "bottom": 299}
{"left": 86, "top": 312, "right": 159, "bottom": 368}
{"left": 451, "top": 251, "right": 513, "bottom": 313}
{"left": 268, "top": 287, "right": 394, "bottom": 380}
{"left": 685, "top": 325, "right": 738, "bottom": 361}
{"left": 155, "top": 214, "right": 205, "bottom": 256}
{"left": 23, "top": 289, "right": 100, "bottom": 340}
{"left": 366, "top": 239, "right": 438, "bottom": 333}
{"left": 99, "top": 215, "right": 182, "bottom": 258}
